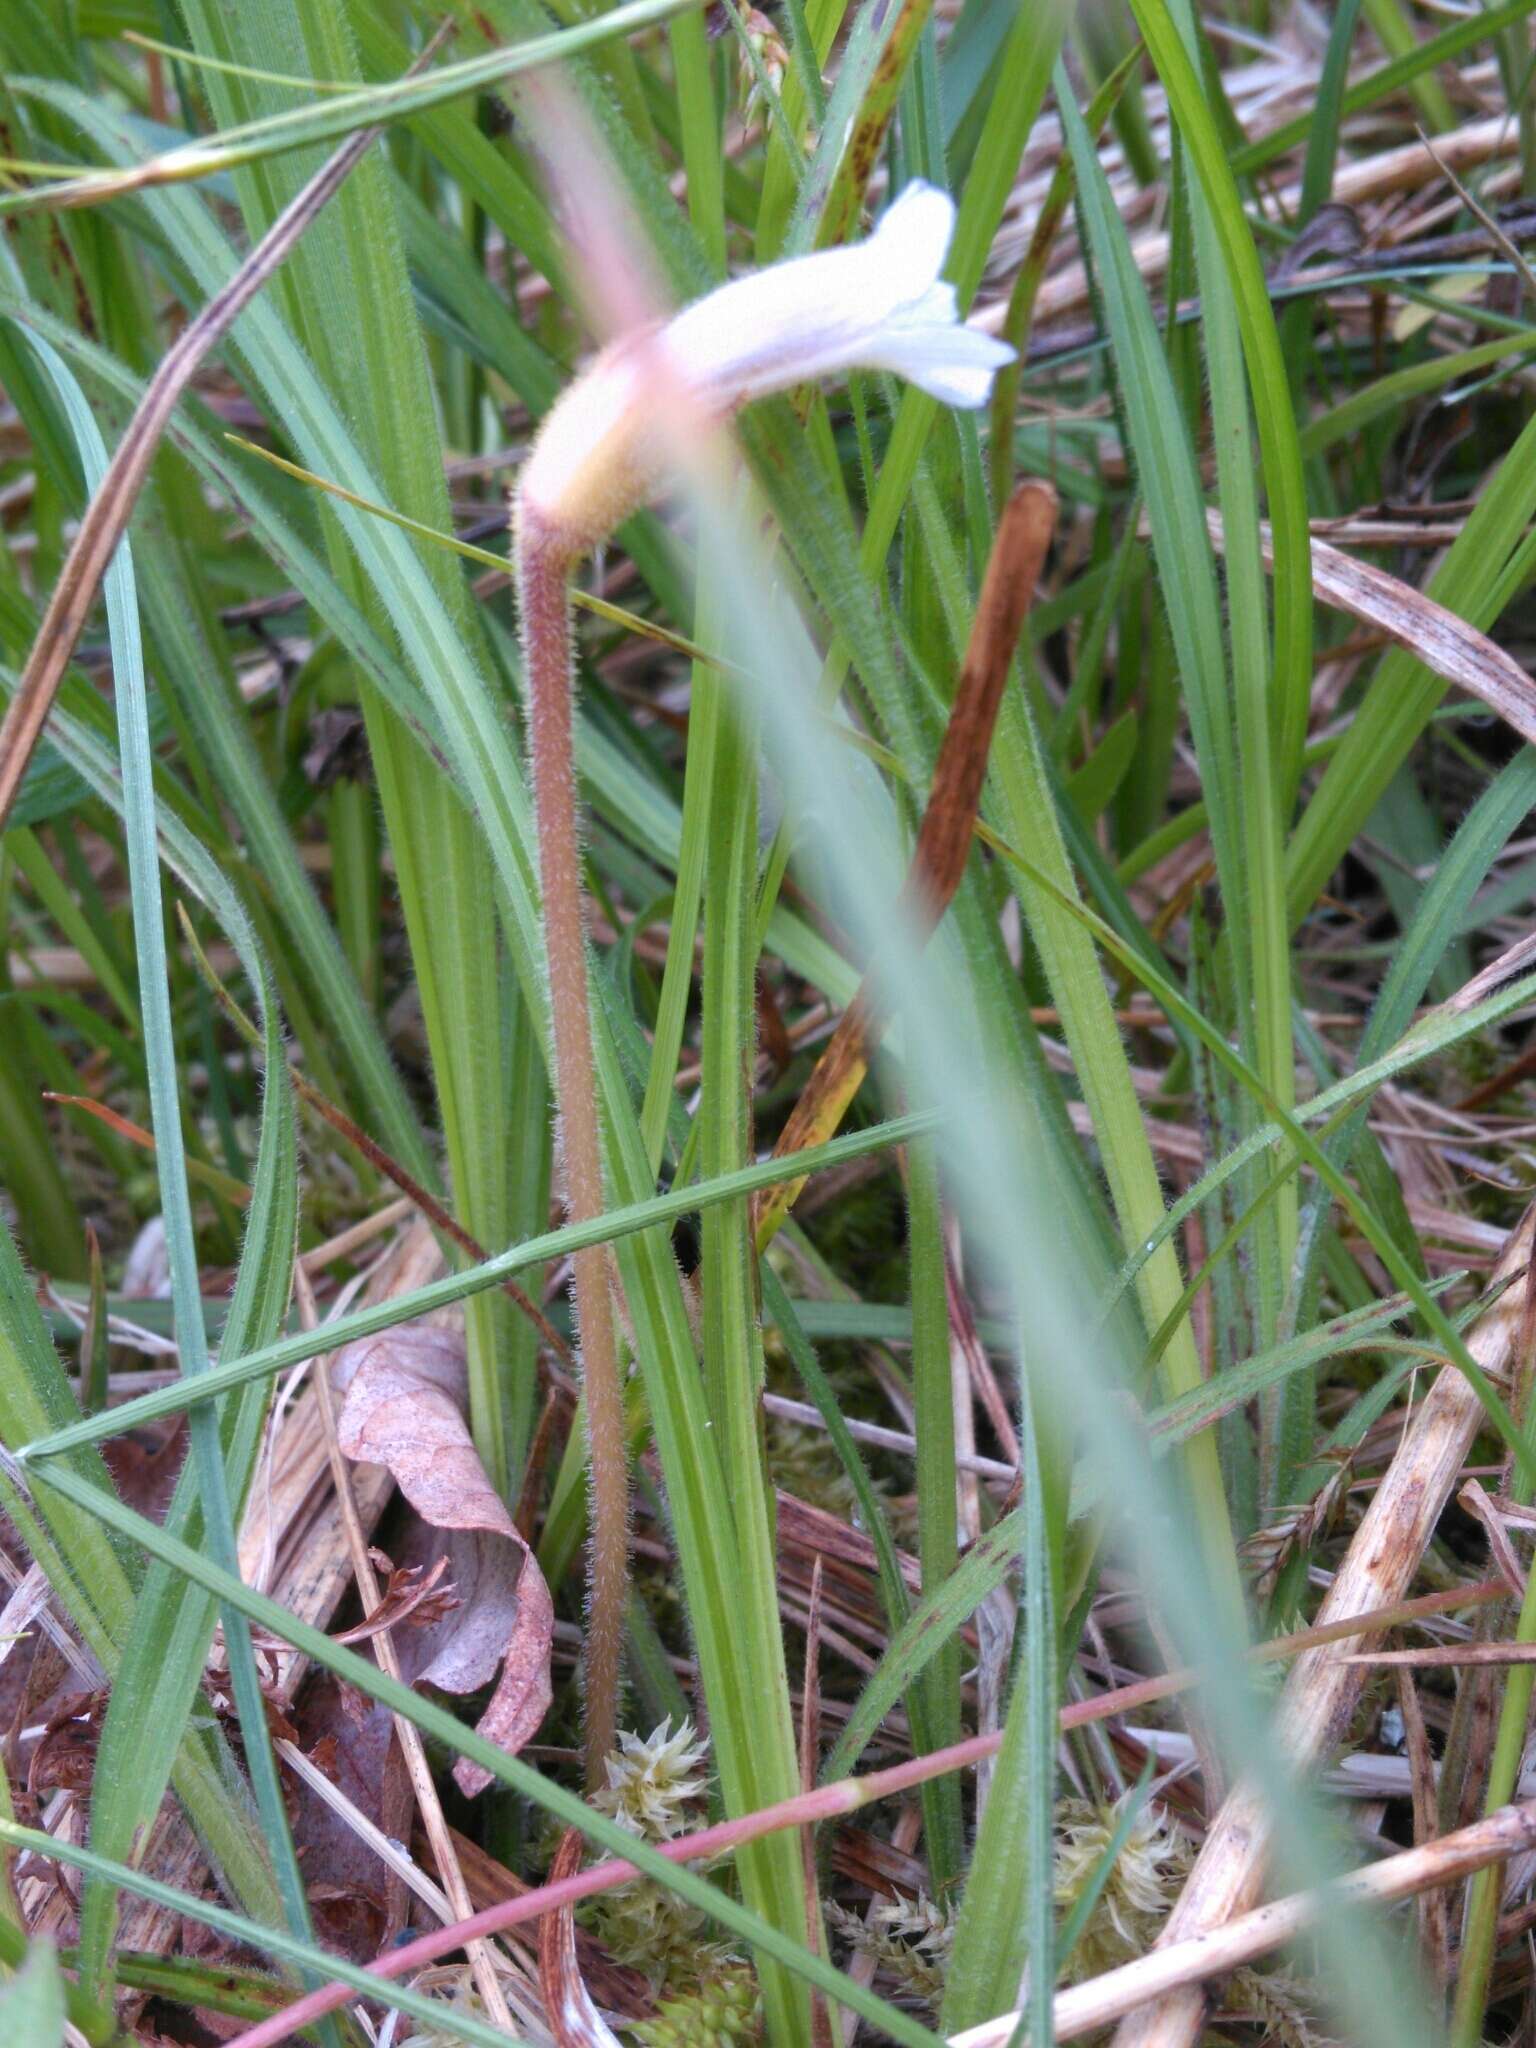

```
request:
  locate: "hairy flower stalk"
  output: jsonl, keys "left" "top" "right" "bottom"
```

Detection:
{"left": 515, "top": 517, "right": 631, "bottom": 1788}
{"left": 513, "top": 181, "right": 1014, "bottom": 1787}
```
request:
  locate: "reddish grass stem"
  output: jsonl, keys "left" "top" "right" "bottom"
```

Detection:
{"left": 515, "top": 506, "right": 629, "bottom": 1789}
{"left": 214, "top": 1576, "right": 1506, "bottom": 2048}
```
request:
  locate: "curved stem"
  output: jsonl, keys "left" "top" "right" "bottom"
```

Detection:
{"left": 515, "top": 505, "right": 628, "bottom": 1786}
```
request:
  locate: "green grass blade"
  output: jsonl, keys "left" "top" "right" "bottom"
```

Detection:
{"left": 942, "top": 1375, "right": 1055, "bottom": 2034}
{"left": 1056, "top": 69, "right": 1243, "bottom": 1593}
{"left": 21, "top": 1460, "right": 947, "bottom": 2048}
{"left": 0, "top": 0, "right": 700, "bottom": 214}
{"left": 13, "top": 325, "right": 327, "bottom": 2023}
{"left": 18, "top": 1110, "right": 938, "bottom": 1461}
{"left": 1109, "top": 964, "right": 1536, "bottom": 1312}
{"left": 905, "top": 1137, "right": 965, "bottom": 1895}
{"left": 788, "top": 0, "right": 934, "bottom": 255}
{"left": 1296, "top": 0, "right": 1365, "bottom": 221}
{"left": 0, "top": 1939, "right": 65, "bottom": 2044}
{"left": 1146, "top": 1283, "right": 1459, "bottom": 1451}
{"left": 177, "top": 0, "right": 522, "bottom": 1492}
{"left": 1130, "top": 0, "right": 1312, "bottom": 801}
{"left": 823, "top": 1507, "right": 1024, "bottom": 1781}
{"left": 697, "top": 676, "right": 810, "bottom": 2038}
{"left": 1158, "top": 0, "right": 1300, "bottom": 1493}
{"left": 1299, "top": 329, "right": 1536, "bottom": 456}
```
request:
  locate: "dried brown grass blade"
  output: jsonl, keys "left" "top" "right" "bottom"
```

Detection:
{"left": 1460, "top": 1477, "right": 1527, "bottom": 1598}
{"left": 1210, "top": 510, "right": 1536, "bottom": 745}
{"left": 753, "top": 479, "right": 1057, "bottom": 1244}
{"left": 1106, "top": 1202, "right": 1536, "bottom": 2048}
{"left": 42, "top": 1091, "right": 251, "bottom": 1204}
{"left": 1396, "top": 1667, "right": 1450, "bottom": 1991}
{"left": 954, "top": 1797, "right": 1536, "bottom": 2048}
{"left": 1415, "top": 125, "right": 1536, "bottom": 311}
{"left": 538, "top": 1828, "right": 623, "bottom": 2048}
{"left": 0, "top": 28, "right": 452, "bottom": 830}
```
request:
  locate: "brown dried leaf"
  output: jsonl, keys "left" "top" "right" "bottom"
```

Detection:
{"left": 102, "top": 1419, "right": 188, "bottom": 1526}
{"left": 332, "top": 1325, "right": 554, "bottom": 1795}
{"left": 539, "top": 1827, "right": 625, "bottom": 2048}
{"left": 305, "top": 1882, "right": 387, "bottom": 1962}
{"left": 1270, "top": 202, "right": 1364, "bottom": 283}
{"left": 753, "top": 480, "right": 1057, "bottom": 1240}
{"left": 1214, "top": 511, "right": 1536, "bottom": 746}
{"left": 26, "top": 1688, "right": 104, "bottom": 1797}
{"left": 307, "top": 1734, "right": 339, "bottom": 1780}
{"left": 1459, "top": 1479, "right": 1528, "bottom": 1599}
{"left": 289, "top": 1674, "right": 413, "bottom": 1954}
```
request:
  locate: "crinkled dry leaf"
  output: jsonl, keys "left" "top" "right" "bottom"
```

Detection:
{"left": 332, "top": 1324, "right": 554, "bottom": 1795}
{"left": 290, "top": 1676, "right": 413, "bottom": 1951}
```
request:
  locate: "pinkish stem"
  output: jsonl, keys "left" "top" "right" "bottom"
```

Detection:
{"left": 212, "top": 1578, "right": 1504, "bottom": 2048}
{"left": 515, "top": 504, "right": 628, "bottom": 1789}
{"left": 217, "top": 1730, "right": 999, "bottom": 2048}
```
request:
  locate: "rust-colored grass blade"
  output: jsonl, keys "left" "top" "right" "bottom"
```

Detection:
{"left": 753, "top": 479, "right": 1057, "bottom": 1246}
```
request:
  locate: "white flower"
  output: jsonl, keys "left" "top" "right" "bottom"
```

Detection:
{"left": 518, "top": 181, "right": 1014, "bottom": 552}
{"left": 665, "top": 181, "right": 1013, "bottom": 412}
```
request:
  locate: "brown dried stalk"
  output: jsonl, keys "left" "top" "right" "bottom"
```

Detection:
{"left": 1217, "top": 513, "right": 1536, "bottom": 747}
{"left": 753, "top": 479, "right": 1058, "bottom": 1245}
{"left": 1107, "top": 1202, "right": 1536, "bottom": 2048}
{"left": 215, "top": 1579, "right": 1509, "bottom": 2048}
{"left": 955, "top": 1797, "right": 1536, "bottom": 2048}
{"left": 0, "top": 25, "right": 452, "bottom": 831}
